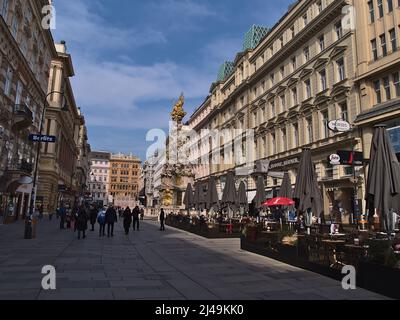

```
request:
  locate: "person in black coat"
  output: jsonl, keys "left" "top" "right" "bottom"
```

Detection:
{"left": 159, "top": 208, "right": 165, "bottom": 231}
{"left": 105, "top": 206, "right": 118, "bottom": 237}
{"left": 89, "top": 205, "right": 97, "bottom": 231}
{"left": 76, "top": 206, "right": 88, "bottom": 240}
{"left": 132, "top": 206, "right": 140, "bottom": 231}
{"left": 123, "top": 207, "right": 132, "bottom": 235}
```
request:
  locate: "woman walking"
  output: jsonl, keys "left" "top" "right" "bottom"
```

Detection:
{"left": 97, "top": 207, "right": 106, "bottom": 237}
{"left": 89, "top": 205, "right": 97, "bottom": 231}
{"left": 132, "top": 206, "right": 140, "bottom": 231}
{"left": 123, "top": 207, "right": 132, "bottom": 235}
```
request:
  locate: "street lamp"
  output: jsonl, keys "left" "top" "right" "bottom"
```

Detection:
{"left": 27, "top": 91, "right": 69, "bottom": 222}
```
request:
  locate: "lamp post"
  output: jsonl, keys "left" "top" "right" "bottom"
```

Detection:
{"left": 27, "top": 91, "right": 68, "bottom": 222}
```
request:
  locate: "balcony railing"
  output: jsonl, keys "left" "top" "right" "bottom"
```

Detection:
{"left": 14, "top": 104, "right": 33, "bottom": 118}
{"left": 12, "top": 104, "right": 33, "bottom": 130}
{"left": 7, "top": 159, "right": 33, "bottom": 174}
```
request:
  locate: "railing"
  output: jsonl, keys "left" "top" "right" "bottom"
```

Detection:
{"left": 7, "top": 159, "right": 33, "bottom": 174}
{"left": 13, "top": 104, "right": 33, "bottom": 119}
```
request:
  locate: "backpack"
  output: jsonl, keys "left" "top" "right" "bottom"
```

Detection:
{"left": 98, "top": 211, "right": 106, "bottom": 224}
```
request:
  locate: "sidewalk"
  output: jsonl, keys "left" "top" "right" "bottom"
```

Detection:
{"left": 0, "top": 218, "right": 388, "bottom": 300}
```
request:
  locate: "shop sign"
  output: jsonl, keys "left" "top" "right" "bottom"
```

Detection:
{"left": 269, "top": 157, "right": 300, "bottom": 170}
{"left": 328, "top": 120, "right": 351, "bottom": 133}
{"left": 337, "top": 150, "right": 364, "bottom": 166}
{"left": 329, "top": 154, "right": 341, "bottom": 165}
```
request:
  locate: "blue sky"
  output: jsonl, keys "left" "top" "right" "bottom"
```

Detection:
{"left": 53, "top": 0, "right": 294, "bottom": 161}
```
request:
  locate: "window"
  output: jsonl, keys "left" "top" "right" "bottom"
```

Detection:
{"left": 388, "top": 0, "right": 393, "bottom": 12}
{"left": 394, "top": 72, "right": 400, "bottom": 97}
{"left": 320, "top": 69, "right": 327, "bottom": 91}
{"left": 280, "top": 36, "right": 284, "bottom": 48}
{"left": 291, "top": 56, "right": 297, "bottom": 70}
{"left": 1, "top": 0, "right": 9, "bottom": 17}
{"left": 335, "top": 21, "right": 343, "bottom": 39}
{"left": 270, "top": 73, "right": 275, "bottom": 85}
{"left": 389, "top": 28, "right": 397, "bottom": 52}
{"left": 15, "top": 80, "right": 23, "bottom": 105}
{"left": 378, "top": 0, "right": 384, "bottom": 17}
{"left": 290, "top": 26, "right": 295, "bottom": 39}
{"left": 305, "top": 79, "right": 312, "bottom": 99}
{"left": 11, "top": 15, "right": 19, "bottom": 38}
{"left": 322, "top": 110, "right": 329, "bottom": 139}
{"left": 293, "top": 123, "right": 299, "bottom": 148}
{"left": 292, "top": 88, "right": 298, "bottom": 106}
{"left": 383, "top": 76, "right": 391, "bottom": 100}
{"left": 271, "top": 100, "right": 276, "bottom": 115}
{"left": 371, "top": 39, "right": 378, "bottom": 60}
{"left": 281, "top": 128, "right": 287, "bottom": 151}
{"left": 337, "top": 58, "right": 345, "bottom": 81}
{"left": 280, "top": 66, "right": 284, "bottom": 78}
{"left": 319, "top": 35, "right": 325, "bottom": 52}
{"left": 317, "top": 1, "right": 323, "bottom": 13}
{"left": 340, "top": 102, "right": 349, "bottom": 122}
{"left": 271, "top": 133, "right": 276, "bottom": 154}
{"left": 303, "top": 13, "right": 308, "bottom": 26}
{"left": 368, "top": 1, "right": 375, "bottom": 22}
{"left": 374, "top": 80, "right": 382, "bottom": 104}
{"left": 280, "top": 95, "right": 286, "bottom": 111}
{"left": 307, "top": 117, "right": 314, "bottom": 144}
{"left": 380, "top": 34, "right": 387, "bottom": 56}
{"left": 4, "top": 66, "right": 13, "bottom": 96}
{"left": 304, "top": 46, "right": 310, "bottom": 62}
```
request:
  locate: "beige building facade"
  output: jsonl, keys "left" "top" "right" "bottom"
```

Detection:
{"left": 36, "top": 41, "right": 87, "bottom": 214}
{"left": 187, "top": 0, "right": 395, "bottom": 223}
{"left": 109, "top": 153, "right": 141, "bottom": 208}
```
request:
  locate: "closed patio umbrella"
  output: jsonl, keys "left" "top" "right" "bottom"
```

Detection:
{"left": 278, "top": 172, "right": 293, "bottom": 199}
{"left": 293, "top": 149, "right": 323, "bottom": 232}
{"left": 236, "top": 181, "right": 248, "bottom": 215}
{"left": 366, "top": 125, "right": 400, "bottom": 233}
{"left": 222, "top": 171, "right": 237, "bottom": 217}
{"left": 183, "top": 183, "right": 194, "bottom": 211}
{"left": 253, "top": 176, "right": 267, "bottom": 210}
{"left": 206, "top": 177, "right": 220, "bottom": 212}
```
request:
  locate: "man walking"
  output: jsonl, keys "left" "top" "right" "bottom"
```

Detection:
{"left": 89, "top": 205, "right": 97, "bottom": 231}
{"left": 106, "top": 205, "right": 118, "bottom": 237}
{"left": 159, "top": 208, "right": 166, "bottom": 231}
{"left": 76, "top": 205, "right": 88, "bottom": 240}
{"left": 59, "top": 205, "right": 66, "bottom": 230}
{"left": 132, "top": 206, "right": 140, "bottom": 231}
{"left": 97, "top": 207, "right": 106, "bottom": 237}
{"left": 123, "top": 207, "right": 132, "bottom": 235}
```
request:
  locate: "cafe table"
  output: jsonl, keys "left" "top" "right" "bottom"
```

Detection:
{"left": 321, "top": 239, "right": 346, "bottom": 268}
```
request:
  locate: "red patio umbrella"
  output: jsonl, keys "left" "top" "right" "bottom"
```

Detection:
{"left": 263, "top": 197, "right": 295, "bottom": 207}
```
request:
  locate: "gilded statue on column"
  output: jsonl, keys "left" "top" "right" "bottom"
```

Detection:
{"left": 171, "top": 93, "right": 187, "bottom": 123}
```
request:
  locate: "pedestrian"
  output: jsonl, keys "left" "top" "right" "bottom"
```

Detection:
{"left": 123, "top": 207, "right": 132, "bottom": 235}
{"left": 132, "top": 206, "right": 140, "bottom": 231}
{"left": 159, "top": 208, "right": 165, "bottom": 231}
{"left": 105, "top": 205, "right": 118, "bottom": 237}
{"left": 97, "top": 207, "right": 106, "bottom": 237}
{"left": 89, "top": 205, "right": 97, "bottom": 231}
{"left": 76, "top": 206, "right": 88, "bottom": 240}
{"left": 140, "top": 207, "right": 145, "bottom": 221}
{"left": 59, "top": 205, "right": 66, "bottom": 230}
{"left": 38, "top": 205, "right": 44, "bottom": 220}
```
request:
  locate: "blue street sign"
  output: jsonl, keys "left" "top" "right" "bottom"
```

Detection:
{"left": 28, "top": 134, "right": 57, "bottom": 143}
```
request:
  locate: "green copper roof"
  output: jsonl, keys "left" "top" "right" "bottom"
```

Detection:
{"left": 217, "top": 61, "right": 235, "bottom": 82}
{"left": 243, "top": 25, "right": 270, "bottom": 51}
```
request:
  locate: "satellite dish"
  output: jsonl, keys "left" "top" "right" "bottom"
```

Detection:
{"left": 18, "top": 176, "right": 33, "bottom": 185}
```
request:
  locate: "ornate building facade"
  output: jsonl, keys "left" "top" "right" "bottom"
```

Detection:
{"left": 89, "top": 151, "right": 111, "bottom": 207}
{"left": 0, "top": 0, "right": 57, "bottom": 222}
{"left": 188, "top": 0, "right": 370, "bottom": 223}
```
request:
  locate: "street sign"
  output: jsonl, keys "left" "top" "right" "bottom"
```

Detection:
{"left": 328, "top": 120, "right": 351, "bottom": 133}
{"left": 329, "top": 154, "right": 341, "bottom": 165}
{"left": 28, "top": 134, "right": 57, "bottom": 143}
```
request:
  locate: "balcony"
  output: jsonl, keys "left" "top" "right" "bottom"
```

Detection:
{"left": 7, "top": 159, "right": 33, "bottom": 175}
{"left": 0, "top": 159, "right": 33, "bottom": 193}
{"left": 12, "top": 104, "right": 33, "bottom": 131}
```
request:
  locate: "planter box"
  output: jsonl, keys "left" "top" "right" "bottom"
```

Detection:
{"left": 166, "top": 221, "right": 241, "bottom": 239}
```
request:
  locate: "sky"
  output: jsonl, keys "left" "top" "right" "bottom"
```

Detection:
{"left": 52, "top": 0, "right": 294, "bottom": 161}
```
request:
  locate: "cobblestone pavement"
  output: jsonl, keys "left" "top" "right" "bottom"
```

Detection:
{"left": 0, "top": 218, "right": 387, "bottom": 300}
